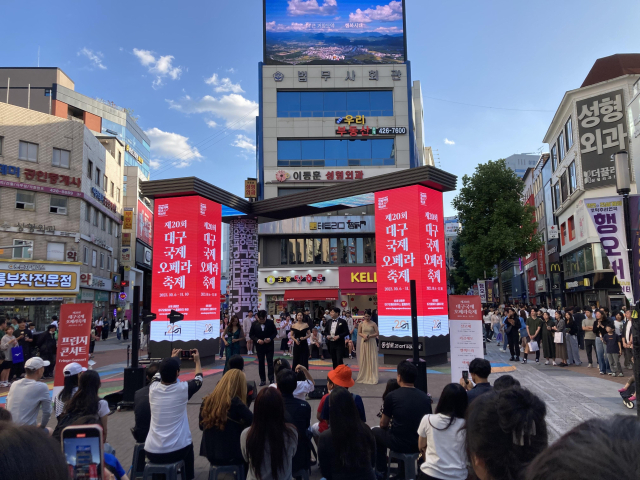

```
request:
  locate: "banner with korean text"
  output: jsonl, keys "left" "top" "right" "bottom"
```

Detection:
{"left": 150, "top": 196, "right": 221, "bottom": 343}
{"left": 477, "top": 280, "right": 487, "bottom": 303}
{"left": 585, "top": 196, "right": 633, "bottom": 303}
{"left": 448, "top": 295, "right": 484, "bottom": 384}
{"left": 375, "top": 185, "right": 447, "bottom": 337}
{"left": 53, "top": 303, "right": 93, "bottom": 395}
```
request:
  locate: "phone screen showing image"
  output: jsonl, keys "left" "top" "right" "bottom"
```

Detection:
{"left": 181, "top": 350, "right": 192, "bottom": 359}
{"left": 62, "top": 428, "right": 103, "bottom": 480}
{"left": 462, "top": 370, "right": 469, "bottom": 382}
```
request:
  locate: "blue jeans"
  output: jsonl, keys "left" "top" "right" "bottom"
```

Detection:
{"left": 493, "top": 323, "right": 501, "bottom": 340}
{"left": 503, "top": 328, "right": 509, "bottom": 349}
{"left": 595, "top": 337, "right": 611, "bottom": 373}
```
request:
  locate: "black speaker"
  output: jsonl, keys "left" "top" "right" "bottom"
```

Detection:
{"left": 308, "top": 379, "right": 328, "bottom": 399}
{"left": 122, "top": 367, "right": 146, "bottom": 403}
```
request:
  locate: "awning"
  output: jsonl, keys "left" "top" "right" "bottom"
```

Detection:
{"left": 341, "top": 288, "right": 377, "bottom": 296}
{"left": 284, "top": 289, "right": 340, "bottom": 301}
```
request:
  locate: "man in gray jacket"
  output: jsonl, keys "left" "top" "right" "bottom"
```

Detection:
{"left": 6, "top": 356, "right": 51, "bottom": 427}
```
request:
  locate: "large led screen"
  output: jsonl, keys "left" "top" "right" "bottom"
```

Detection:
{"left": 150, "top": 196, "right": 221, "bottom": 343}
{"left": 264, "top": 0, "right": 406, "bottom": 65}
{"left": 375, "top": 185, "right": 448, "bottom": 337}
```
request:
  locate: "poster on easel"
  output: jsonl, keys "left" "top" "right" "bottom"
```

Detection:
{"left": 448, "top": 295, "right": 484, "bottom": 384}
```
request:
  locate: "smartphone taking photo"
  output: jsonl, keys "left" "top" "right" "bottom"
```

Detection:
{"left": 462, "top": 370, "right": 469, "bottom": 383}
{"left": 61, "top": 424, "right": 104, "bottom": 480}
{"left": 180, "top": 349, "right": 194, "bottom": 360}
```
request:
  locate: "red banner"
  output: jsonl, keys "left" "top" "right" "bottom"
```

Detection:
{"left": 448, "top": 295, "right": 482, "bottom": 320}
{"left": 53, "top": 303, "right": 93, "bottom": 389}
{"left": 137, "top": 199, "right": 154, "bottom": 246}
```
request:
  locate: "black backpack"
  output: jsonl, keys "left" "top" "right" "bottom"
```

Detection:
{"left": 52, "top": 413, "right": 101, "bottom": 442}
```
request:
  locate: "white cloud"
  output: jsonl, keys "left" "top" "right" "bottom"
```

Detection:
{"left": 133, "top": 48, "right": 183, "bottom": 89}
{"left": 149, "top": 159, "right": 161, "bottom": 169}
{"left": 349, "top": 1, "right": 403, "bottom": 23}
{"left": 444, "top": 138, "right": 455, "bottom": 145}
{"left": 265, "top": 21, "right": 310, "bottom": 32}
{"left": 78, "top": 48, "right": 106, "bottom": 70}
{"left": 226, "top": 67, "right": 236, "bottom": 74}
{"left": 144, "top": 127, "right": 203, "bottom": 168}
{"left": 374, "top": 26, "right": 402, "bottom": 34}
{"left": 167, "top": 94, "right": 258, "bottom": 132}
{"left": 205, "top": 73, "right": 244, "bottom": 93}
{"left": 287, "top": 0, "right": 337, "bottom": 16}
{"left": 232, "top": 134, "right": 256, "bottom": 153}
{"left": 205, "top": 120, "right": 218, "bottom": 128}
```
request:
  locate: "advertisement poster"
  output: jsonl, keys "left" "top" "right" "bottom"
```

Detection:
{"left": 123, "top": 210, "right": 133, "bottom": 230}
{"left": 150, "top": 196, "right": 221, "bottom": 343}
{"left": 137, "top": 200, "right": 153, "bottom": 247}
{"left": 448, "top": 295, "right": 484, "bottom": 384}
{"left": 264, "top": 0, "right": 406, "bottom": 65}
{"left": 375, "top": 185, "right": 447, "bottom": 337}
{"left": 628, "top": 195, "right": 640, "bottom": 302}
{"left": 53, "top": 303, "right": 93, "bottom": 395}
{"left": 477, "top": 280, "right": 487, "bottom": 303}
{"left": 585, "top": 196, "right": 634, "bottom": 303}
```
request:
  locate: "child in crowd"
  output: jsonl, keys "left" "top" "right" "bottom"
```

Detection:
{"left": 603, "top": 324, "right": 624, "bottom": 377}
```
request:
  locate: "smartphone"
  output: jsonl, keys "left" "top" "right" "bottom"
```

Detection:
{"left": 462, "top": 370, "right": 469, "bottom": 382}
{"left": 61, "top": 424, "right": 104, "bottom": 480}
{"left": 180, "top": 349, "right": 193, "bottom": 360}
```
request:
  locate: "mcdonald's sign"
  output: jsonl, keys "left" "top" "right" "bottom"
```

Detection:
{"left": 550, "top": 263, "right": 561, "bottom": 272}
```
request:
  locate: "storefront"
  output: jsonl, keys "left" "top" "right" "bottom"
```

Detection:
{"left": 79, "top": 273, "right": 116, "bottom": 320}
{"left": 0, "top": 260, "right": 81, "bottom": 330}
{"left": 338, "top": 266, "right": 377, "bottom": 316}
{"left": 563, "top": 271, "right": 625, "bottom": 313}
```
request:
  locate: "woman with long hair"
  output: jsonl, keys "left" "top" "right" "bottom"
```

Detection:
{"left": 291, "top": 311, "right": 310, "bottom": 370}
{"left": 241, "top": 387, "right": 298, "bottom": 480}
{"left": 593, "top": 309, "right": 612, "bottom": 375}
{"left": 61, "top": 370, "right": 110, "bottom": 441}
{"left": 199, "top": 369, "right": 251, "bottom": 468}
{"left": 222, "top": 316, "right": 244, "bottom": 374}
{"left": 356, "top": 312, "right": 379, "bottom": 384}
{"left": 553, "top": 311, "right": 568, "bottom": 367}
{"left": 541, "top": 312, "right": 556, "bottom": 365}
{"left": 0, "top": 326, "right": 17, "bottom": 387}
{"left": 564, "top": 311, "right": 581, "bottom": 366}
{"left": 319, "top": 387, "right": 375, "bottom": 480}
{"left": 53, "top": 362, "right": 86, "bottom": 418}
{"left": 506, "top": 311, "right": 521, "bottom": 362}
{"left": 417, "top": 383, "right": 468, "bottom": 480}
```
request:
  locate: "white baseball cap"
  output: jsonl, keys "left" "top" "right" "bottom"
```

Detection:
{"left": 63, "top": 362, "right": 87, "bottom": 376}
{"left": 25, "top": 357, "right": 50, "bottom": 369}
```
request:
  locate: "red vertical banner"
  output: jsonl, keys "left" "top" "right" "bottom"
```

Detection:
{"left": 53, "top": 303, "right": 93, "bottom": 390}
{"left": 375, "top": 185, "right": 448, "bottom": 337}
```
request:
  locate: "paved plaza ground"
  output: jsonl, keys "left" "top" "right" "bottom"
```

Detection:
{"left": 0, "top": 335, "right": 636, "bottom": 479}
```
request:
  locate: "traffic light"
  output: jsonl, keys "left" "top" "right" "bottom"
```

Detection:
{"left": 167, "top": 309, "right": 184, "bottom": 324}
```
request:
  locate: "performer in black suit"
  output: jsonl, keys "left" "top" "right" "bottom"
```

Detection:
{"left": 249, "top": 310, "right": 278, "bottom": 385}
{"left": 323, "top": 307, "right": 349, "bottom": 369}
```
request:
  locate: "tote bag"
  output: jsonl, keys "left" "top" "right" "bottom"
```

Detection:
{"left": 528, "top": 340, "right": 540, "bottom": 352}
{"left": 554, "top": 332, "right": 564, "bottom": 344}
{"left": 11, "top": 345, "right": 24, "bottom": 363}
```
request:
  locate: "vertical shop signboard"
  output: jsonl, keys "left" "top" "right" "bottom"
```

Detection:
{"left": 150, "top": 196, "right": 221, "bottom": 343}
{"left": 53, "top": 303, "right": 93, "bottom": 395}
{"left": 374, "top": 185, "right": 447, "bottom": 337}
{"left": 228, "top": 219, "right": 259, "bottom": 323}
{"left": 448, "top": 295, "right": 484, "bottom": 383}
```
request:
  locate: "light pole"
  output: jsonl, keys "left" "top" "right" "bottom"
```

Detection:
{"left": 614, "top": 150, "right": 639, "bottom": 416}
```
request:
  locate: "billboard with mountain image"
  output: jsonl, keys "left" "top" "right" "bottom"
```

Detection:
{"left": 264, "top": 0, "right": 406, "bottom": 65}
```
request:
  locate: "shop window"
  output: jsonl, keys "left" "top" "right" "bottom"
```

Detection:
{"left": 313, "top": 238, "right": 321, "bottom": 264}
{"left": 296, "top": 239, "right": 304, "bottom": 264}
{"left": 83, "top": 246, "right": 89, "bottom": 265}
{"left": 560, "top": 222, "right": 566, "bottom": 246}
{"left": 330, "top": 238, "right": 338, "bottom": 264}
{"left": 46, "top": 242, "right": 65, "bottom": 261}
{"left": 16, "top": 191, "right": 35, "bottom": 211}
{"left": 92, "top": 250, "right": 97, "bottom": 267}
{"left": 568, "top": 161, "right": 577, "bottom": 193}
{"left": 364, "top": 238, "right": 374, "bottom": 264}
{"left": 18, "top": 141, "right": 38, "bottom": 162}
{"left": 322, "top": 238, "right": 330, "bottom": 264}
{"left": 49, "top": 195, "right": 67, "bottom": 215}
{"left": 95, "top": 168, "right": 101, "bottom": 186}
{"left": 348, "top": 238, "right": 357, "bottom": 263}
{"left": 565, "top": 117, "right": 573, "bottom": 150}
{"left": 288, "top": 239, "right": 296, "bottom": 264}
{"left": 12, "top": 240, "right": 32, "bottom": 259}
{"left": 100, "top": 253, "right": 105, "bottom": 269}
{"left": 52, "top": 148, "right": 70, "bottom": 168}
{"left": 356, "top": 238, "right": 364, "bottom": 264}
{"left": 557, "top": 132, "right": 565, "bottom": 161}
{"left": 339, "top": 238, "right": 348, "bottom": 264}
{"left": 280, "top": 239, "right": 287, "bottom": 264}
{"left": 568, "top": 216, "right": 575, "bottom": 241}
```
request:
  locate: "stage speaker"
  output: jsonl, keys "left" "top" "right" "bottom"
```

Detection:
{"left": 122, "top": 367, "right": 146, "bottom": 403}
{"left": 308, "top": 379, "right": 327, "bottom": 399}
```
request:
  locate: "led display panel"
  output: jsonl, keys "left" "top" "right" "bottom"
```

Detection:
{"left": 375, "top": 185, "right": 447, "bottom": 337}
{"left": 150, "top": 196, "right": 221, "bottom": 342}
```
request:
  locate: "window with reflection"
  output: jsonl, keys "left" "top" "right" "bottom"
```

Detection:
{"left": 278, "top": 139, "right": 396, "bottom": 167}
{"left": 278, "top": 236, "right": 376, "bottom": 265}
{"left": 277, "top": 90, "right": 393, "bottom": 117}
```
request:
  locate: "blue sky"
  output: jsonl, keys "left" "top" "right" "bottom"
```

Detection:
{"left": 1, "top": 0, "right": 638, "bottom": 216}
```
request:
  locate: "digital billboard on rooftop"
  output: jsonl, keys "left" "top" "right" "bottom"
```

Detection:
{"left": 264, "top": 0, "right": 407, "bottom": 65}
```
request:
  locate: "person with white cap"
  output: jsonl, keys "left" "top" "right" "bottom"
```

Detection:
{"left": 6, "top": 356, "right": 52, "bottom": 427}
{"left": 53, "top": 362, "right": 87, "bottom": 418}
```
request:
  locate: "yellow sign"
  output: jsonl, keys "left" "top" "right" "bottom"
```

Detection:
{"left": 350, "top": 271, "right": 377, "bottom": 283}
{"left": 0, "top": 271, "right": 78, "bottom": 291}
{"left": 245, "top": 179, "right": 258, "bottom": 199}
{"left": 266, "top": 276, "right": 276, "bottom": 285}
{"left": 123, "top": 211, "right": 134, "bottom": 230}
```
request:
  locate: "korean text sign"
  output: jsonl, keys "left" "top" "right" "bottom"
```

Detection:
{"left": 576, "top": 89, "right": 628, "bottom": 190}
{"left": 53, "top": 303, "right": 93, "bottom": 391}
{"left": 374, "top": 185, "right": 448, "bottom": 337}
{"left": 137, "top": 200, "right": 153, "bottom": 246}
{"left": 448, "top": 295, "right": 484, "bottom": 383}
{"left": 150, "top": 196, "right": 221, "bottom": 342}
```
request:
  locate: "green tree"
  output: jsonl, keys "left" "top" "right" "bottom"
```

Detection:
{"left": 450, "top": 237, "right": 473, "bottom": 294}
{"left": 452, "top": 159, "right": 543, "bottom": 302}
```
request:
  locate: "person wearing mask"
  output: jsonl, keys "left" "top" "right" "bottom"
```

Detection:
{"left": 145, "top": 349, "right": 203, "bottom": 480}
{"left": 621, "top": 309, "right": 634, "bottom": 370}
{"left": 356, "top": 312, "right": 379, "bottom": 384}
{"left": 250, "top": 310, "right": 278, "bottom": 386}
{"left": 523, "top": 309, "right": 542, "bottom": 364}
{"left": 222, "top": 315, "right": 244, "bottom": 374}
{"left": 552, "top": 311, "right": 568, "bottom": 367}
{"left": 417, "top": 383, "right": 468, "bottom": 480}
{"left": 53, "top": 362, "right": 87, "bottom": 418}
{"left": 323, "top": 307, "right": 349, "bottom": 369}
{"left": 373, "top": 361, "right": 433, "bottom": 477}
{"left": 593, "top": 309, "right": 612, "bottom": 375}
{"left": 122, "top": 317, "right": 130, "bottom": 341}
{"left": 241, "top": 387, "right": 298, "bottom": 480}
{"left": 0, "top": 325, "right": 18, "bottom": 386}
{"left": 466, "top": 387, "right": 548, "bottom": 480}
{"left": 572, "top": 306, "right": 586, "bottom": 350}
{"left": 6, "top": 357, "right": 51, "bottom": 427}
{"left": 131, "top": 363, "right": 160, "bottom": 444}
{"left": 243, "top": 311, "right": 255, "bottom": 355}
{"left": 199, "top": 369, "right": 252, "bottom": 470}
{"left": 581, "top": 307, "right": 596, "bottom": 367}
{"left": 291, "top": 312, "right": 311, "bottom": 370}
{"left": 319, "top": 387, "right": 376, "bottom": 480}
{"left": 277, "top": 368, "right": 312, "bottom": 475}
{"left": 460, "top": 358, "right": 493, "bottom": 403}
{"left": 565, "top": 311, "right": 581, "bottom": 366}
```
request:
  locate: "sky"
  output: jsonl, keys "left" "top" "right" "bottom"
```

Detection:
{"left": 0, "top": 0, "right": 639, "bottom": 217}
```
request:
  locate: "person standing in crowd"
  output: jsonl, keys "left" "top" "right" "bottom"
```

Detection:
{"left": 219, "top": 315, "right": 229, "bottom": 359}
{"left": 250, "top": 310, "right": 278, "bottom": 386}
{"left": 53, "top": 362, "right": 86, "bottom": 418}
{"left": 279, "top": 315, "right": 292, "bottom": 355}
{"left": 37, "top": 324, "right": 57, "bottom": 378}
{"left": 541, "top": 311, "right": 557, "bottom": 365}
{"left": 603, "top": 324, "right": 624, "bottom": 377}
{"left": 110, "top": 315, "right": 116, "bottom": 333}
{"left": 277, "top": 368, "right": 312, "bottom": 475}
{"left": 582, "top": 307, "right": 596, "bottom": 367}
{"left": 505, "top": 310, "right": 520, "bottom": 362}
{"left": 94, "top": 317, "right": 102, "bottom": 341}
{"left": 593, "top": 309, "right": 612, "bottom": 375}
{"left": 552, "top": 311, "right": 568, "bottom": 367}
{"left": 115, "top": 318, "right": 123, "bottom": 341}
{"left": 319, "top": 387, "right": 376, "bottom": 480}
{"left": 324, "top": 307, "right": 349, "bottom": 369}
{"left": 344, "top": 311, "right": 355, "bottom": 359}
{"left": 356, "top": 312, "right": 379, "bottom": 384}
{"left": 565, "top": 311, "right": 581, "bottom": 366}
{"left": 199, "top": 369, "right": 252, "bottom": 470}
{"left": 483, "top": 309, "right": 493, "bottom": 342}
{"left": 241, "top": 387, "right": 298, "bottom": 480}
{"left": 622, "top": 309, "right": 634, "bottom": 369}
{"left": 122, "top": 317, "right": 130, "bottom": 340}
{"left": 50, "top": 315, "right": 59, "bottom": 328}
{"left": 243, "top": 310, "right": 255, "bottom": 355}
{"left": 102, "top": 317, "right": 110, "bottom": 340}
{"left": 373, "top": 361, "right": 433, "bottom": 478}
{"left": 270, "top": 359, "right": 316, "bottom": 401}
{"left": 6, "top": 357, "right": 51, "bottom": 427}
{"left": 573, "top": 306, "right": 586, "bottom": 350}
{"left": 291, "top": 312, "right": 311, "bottom": 370}
{"left": 465, "top": 387, "right": 548, "bottom": 480}
{"left": 309, "top": 327, "right": 324, "bottom": 359}
{"left": 460, "top": 358, "right": 493, "bottom": 403}
{"left": 222, "top": 315, "right": 243, "bottom": 374}
{"left": 0, "top": 326, "right": 17, "bottom": 386}
{"left": 131, "top": 363, "right": 160, "bottom": 444}
{"left": 145, "top": 349, "right": 203, "bottom": 480}
{"left": 417, "top": 383, "right": 468, "bottom": 480}
{"left": 14, "top": 319, "right": 33, "bottom": 378}
{"left": 491, "top": 309, "right": 502, "bottom": 345}
{"left": 523, "top": 308, "right": 542, "bottom": 364}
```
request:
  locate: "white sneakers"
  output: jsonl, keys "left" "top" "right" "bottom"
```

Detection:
{"left": 587, "top": 363, "right": 592, "bottom": 368}
{"left": 545, "top": 360, "right": 550, "bottom": 365}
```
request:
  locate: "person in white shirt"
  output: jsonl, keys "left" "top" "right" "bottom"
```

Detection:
{"left": 270, "top": 360, "right": 315, "bottom": 401}
{"left": 50, "top": 315, "right": 59, "bottom": 328}
{"left": 243, "top": 311, "right": 255, "bottom": 354}
{"left": 417, "top": 383, "right": 468, "bottom": 480}
{"left": 145, "top": 349, "right": 203, "bottom": 480}
{"left": 6, "top": 356, "right": 51, "bottom": 427}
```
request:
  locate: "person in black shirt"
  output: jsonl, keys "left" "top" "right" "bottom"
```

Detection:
{"left": 37, "top": 324, "right": 57, "bottom": 378}
{"left": 323, "top": 307, "right": 349, "bottom": 369}
{"left": 13, "top": 319, "right": 34, "bottom": 378}
{"left": 572, "top": 306, "right": 586, "bottom": 349}
{"left": 277, "top": 368, "right": 312, "bottom": 474}
{"left": 372, "top": 361, "right": 432, "bottom": 476}
{"left": 460, "top": 358, "right": 493, "bottom": 403}
{"left": 132, "top": 362, "right": 160, "bottom": 444}
{"left": 249, "top": 310, "right": 278, "bottom": 386}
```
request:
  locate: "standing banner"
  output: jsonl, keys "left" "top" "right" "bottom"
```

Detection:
{"left": 477, "top": 280, "right": 487, "bottom": 304}
{"left": 448, "top": 295, "right": 484, "bottom": 384}
{"left": 53, "top": 303, "right": 93, "bottom": 395}
{"left": 628, "top": 195, "right": 640, "bottom": 302}
{"left": 585, "top": 196, "right": 634, "bottom": 303}
{"left": 486, "top": 280, "right": 494, "bottom": 303}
